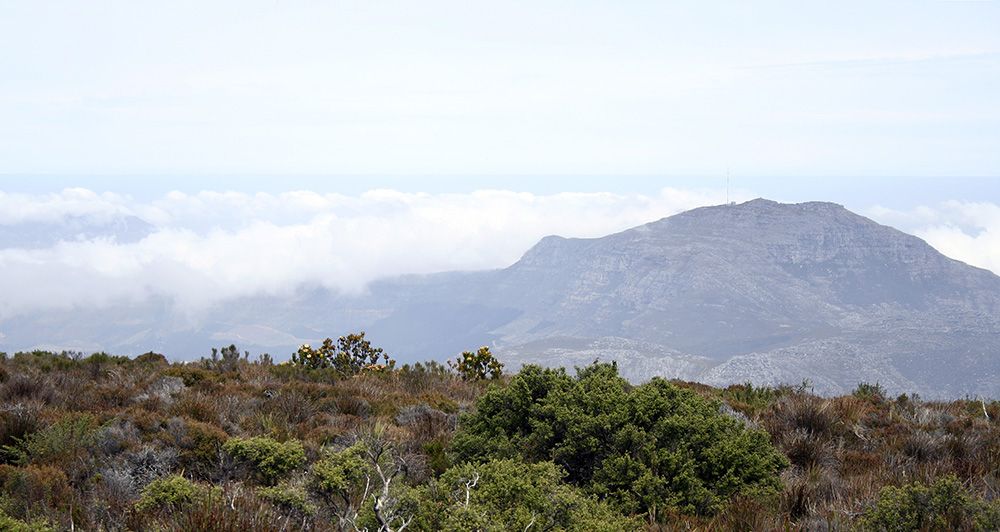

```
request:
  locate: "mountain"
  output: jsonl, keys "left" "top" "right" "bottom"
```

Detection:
{"left": 2, "top": 199, "right": 998, "bottom": 398}
{"left": 350, "top": 199, "right": 1000, "bottom": 397}
{"left": 0, "top": 214, "right": 154, "bottom": 248}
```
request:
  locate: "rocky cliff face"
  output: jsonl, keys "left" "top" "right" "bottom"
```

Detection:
{"left": 361, "top": 199, "right": 1000, "bottom": 397}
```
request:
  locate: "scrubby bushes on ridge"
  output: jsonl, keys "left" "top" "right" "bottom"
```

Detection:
{"left": 0, "top": 339, "right": 996, "bottom": 530}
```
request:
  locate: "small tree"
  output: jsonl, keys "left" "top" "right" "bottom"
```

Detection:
{"left": 335, "top": 333, "right": 394, "bottom": 374}
{"left": 292, "top": 338, "right": 338, "bottom": 370}
{"left": 207, "top": 344, "right": 244, "bottom": 373}
{"left": 310, "top": 423, "right": 414, "bottom": 532}
{"left": 448, "top": 346, "right": 503, "bottom": 381}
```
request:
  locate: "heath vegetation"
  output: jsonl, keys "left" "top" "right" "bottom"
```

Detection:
{"left": 0, "top": 337, "right": 997, "bottom": 531}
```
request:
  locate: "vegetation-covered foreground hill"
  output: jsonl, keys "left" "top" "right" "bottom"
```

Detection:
{"left": 0, "top": 339, "right": 998, "bottom": 531}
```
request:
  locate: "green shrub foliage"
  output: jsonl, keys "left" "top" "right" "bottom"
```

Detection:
{"left": 3, "top": 339, "right": 999, "bottom": 529}
{"left": 414, "top": 458, "right": 639, "bottom": 531}
{"left": 134, "top": 475, "right": 217, "bottom": 513}
{"left": 0, "top": 509, "right": 54, "bottom": 532}
{"left": 860, "top": 475, "right": 1000, "bottom": 531}
{"left": 222, "top": 437, "right": 306, "bottom": 485}
{"left": 451, "top": 363, "right": 788, "bottom": 516}
{"left": 258, "top": 482, "right": 316, "bottom": 516}
{"left": 448, "top": 346, "right": 504, "bottom": 381}
{"left": 309, "top": 444, "right": 369, "bottom": 501}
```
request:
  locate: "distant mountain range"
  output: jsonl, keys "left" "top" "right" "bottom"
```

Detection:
{"left": 0, "top": 214, "right": 152, "bottom": 248}
{"left": 2, "top": 199, "right": 998, "bottom": 398}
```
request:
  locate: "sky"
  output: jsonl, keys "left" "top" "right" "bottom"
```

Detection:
{"left": 1, "top": 1, "right": 999, "bottom": 177}
{"left": 1, "top": 2, "right": 999, "bottom": 319}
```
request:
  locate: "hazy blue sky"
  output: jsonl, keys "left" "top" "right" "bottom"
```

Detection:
{"left": 2, "top": 1, "right": 999, "bottom": 178}
{"left": 2, "top": 176, "right": 999, "bottom": 211}
{"left": 2, "top": 2, "right": 1000, "bottom": 316}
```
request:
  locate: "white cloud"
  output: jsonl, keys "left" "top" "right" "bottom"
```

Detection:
{"left": 867, "top": 201, "right": 1000, "bottom": 273}
{"left": 5, "top": 189, "right": 998, "bottom": 322}
{"left": 0, "top": 187, "right": 734, "bottom": 318}
{"left": 0, "top": 188, "right": 133, "bottom": 224}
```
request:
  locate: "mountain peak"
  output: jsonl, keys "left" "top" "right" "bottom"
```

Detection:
{"left": 689, "top": 198, "right": 849, "bottom": 217}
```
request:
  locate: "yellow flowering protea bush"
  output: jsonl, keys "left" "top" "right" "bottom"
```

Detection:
{"left": 290, "top": 338, "right": 337, "bottom": 370}
{"left": 289, "top": 332, "right": 395, "bottom": 375}
{"left": 448, "top": 346, "right": 503, "bottom": 381}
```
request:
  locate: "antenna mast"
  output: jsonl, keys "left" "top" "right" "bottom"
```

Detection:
{"left": 726, "top": 168, "right": 730, "bottom": 205}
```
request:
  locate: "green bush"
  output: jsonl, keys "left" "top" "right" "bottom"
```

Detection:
{"left": 415, "top": 459, "right": 638, "bottom": 531}
{"left": 258, "top": 482, "right": 316, "bottom": 516}
{"left": 134, "top": 475, "right": 216, "bottom": 513}
{"left": 0, "top": 509, "right": 54, "bottom": 532}
{"left": 860, "top": 475, "right": 1000, "bottom": 531}
{"left": 451, "top": 363, "right": 788, "bottom": 517}
{"left": 223, "top": 437, "right": 306, "bottom": 485}
{"left": 309, "top": 444, "right": 369, "bottom": 499}
{"left": 3, "top": 414, "right": 99, "bottom": 471}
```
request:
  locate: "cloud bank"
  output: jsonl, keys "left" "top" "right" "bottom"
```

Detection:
{"left": 0, "top": 187, "right": 732, "bottom": 318}
{"left": 1, "top": 188, "right": 999, "bottom": 320}
{"left": 867, "top": 201, "right": 1000, "bottom": 275}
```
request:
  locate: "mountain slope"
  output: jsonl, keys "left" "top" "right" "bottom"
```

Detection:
{"left": 356, "top": 199, "right": 1000, "bottom": 396}
{"left": 2, "top": 199, "right": 998, "bottom": 398}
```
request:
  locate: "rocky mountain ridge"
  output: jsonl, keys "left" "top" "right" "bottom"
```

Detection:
{"left": 2, "top": 199, "right": 998, "bottom": 398}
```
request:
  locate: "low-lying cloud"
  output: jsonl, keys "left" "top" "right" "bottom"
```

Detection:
{"left": 2, "top": 188, "right": 999, "bottom": 320}
{"left": 0, "top": 187, "right": 732, "bottom": 318}
{"left": 867, "top": 200, "right": 1000, "bottom": 275}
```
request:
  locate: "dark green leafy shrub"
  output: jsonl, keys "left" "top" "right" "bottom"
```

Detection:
{"left": 448, "top": 346, "right": 504, "bottom": 381}
{"left": 423, "top": 439, "right": 451, "bottom": 476}
{"left": 451, "top": 363, "right": 788, "bottom": 517}
{"left": 309, "top": 444, "right": 369, "bottom": 500}
{"left": 860, "top": 475, "right": 1000, "bottom": 531}
{"left": 223, "top": 437, "right": 306, "bottom": 485}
